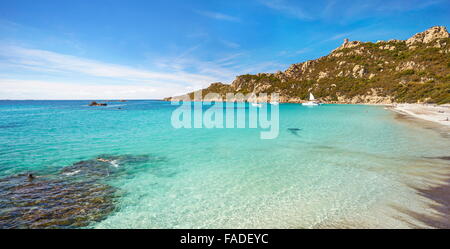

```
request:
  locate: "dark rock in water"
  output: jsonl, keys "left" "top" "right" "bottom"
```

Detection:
{"left": 61, "top": 159, "right": 113, "bottom": 178}
{"left": 0, "top": 154, "right": 162, "bottom": 228}
{"left": 0, "top": 174, "right": 116, "bottom": 229}
{"left": 287, "top": 128, "right": 302, "bottom": 136}
{"left": 88, "top": 101, "right": 107, "bottom": 106}
{"left": 27, "top": 173, "right": 35, "bottom": 181}
{"left": 105, "top": 154, "right": 151, "bottom": 164}
{"left": 60, "top": 154, "right": 151, "bottom": 179}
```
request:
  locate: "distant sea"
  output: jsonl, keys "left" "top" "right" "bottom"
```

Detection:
{"left": 0, "top": 100, "right": 449, "bottom": 228}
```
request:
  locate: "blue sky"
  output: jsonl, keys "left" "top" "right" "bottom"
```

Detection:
{"left": 0, "top": 0, "right": 449, "bottom": 99}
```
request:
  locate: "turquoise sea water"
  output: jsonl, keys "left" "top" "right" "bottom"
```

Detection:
{"left": 0, "top": 100, "right": 449, "bottom": 228}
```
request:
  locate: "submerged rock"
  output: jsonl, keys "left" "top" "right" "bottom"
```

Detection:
{"left": 0, "top": 174, "right": 116, "bottom": 229}
{"left": 0, "top": 154, "right": 154, "bottom": 229}
{"left": 287, "top": 128, "right": 302, "bottom": 136}
{"left": 60, "top": 154, "right": 152, "bottom": 179}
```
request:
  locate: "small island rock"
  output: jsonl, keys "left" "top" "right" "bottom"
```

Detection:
{"left": 89, "top": 101, "right": 107, "bottom": 106}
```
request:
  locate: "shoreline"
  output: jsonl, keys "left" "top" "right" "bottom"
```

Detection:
{"left": 388, "top": 104, "right": 450, "bottom": 127}
{"left": 389, "top": 104, "right": 450, "bottom": 228}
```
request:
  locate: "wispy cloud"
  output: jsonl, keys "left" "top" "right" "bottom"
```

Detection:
{"left": 215, "top": 53, "right": 246, "bottom": 65}
{"left": 220, "top": 39, "right": 240, "bottom": 49}
{"left": 324, "top": 24, "right": 394, "bottom": 43}
{"left": 259, "top": 0, "right": 445, "bottom": 23}
{"left": 195, "top": 10, "right": 240, "bottom": 22}
{"left": 0, "top": 46, "right": 216, "bottom": 84}
{"left": 320, "top": 0, "right": 337, "bottom": 19}
{"left": 373, "top": 0, "right": 444, "bottom": 12}
{"left": 327, "top": 32, "right": 350, "bottom": 42}
{"left": 278, "top": 48, "right": 311, "bottom": 57}
{"left": 330, "top": 0, "right": 445, "bottom": 24}
{"left": 0, "top": 45, "right": 285, "bottom": 99}
{"left": 0, "top": 46, "right": 226, "bottom": 99}
{"left": 152, "top": 54, "right": 241, "bottom": 83}
{"left": 151, "top": 51, "right": 286, "bottom": 86}
{"left": 258, "top": 0, "right": 312, "bottom": 20}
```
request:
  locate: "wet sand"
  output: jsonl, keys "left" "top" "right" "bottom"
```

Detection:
{"left": 316, "top": 111, "right": 450, "bottom": 229}
{"left": 389, "top": 111, "right": 450, "bottom": 228}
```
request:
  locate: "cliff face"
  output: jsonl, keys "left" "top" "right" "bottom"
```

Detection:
{"left": 166, "top": 26, "right": 450, "bottom": 104}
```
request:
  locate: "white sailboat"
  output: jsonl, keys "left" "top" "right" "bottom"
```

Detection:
{"left": 251, "top": 102, "right": 263, "bottom": 108}
{"left": 250, "top": 98, "right": 262, "bottom": 107}
{"left": 302, "top": 93, "right": 320, "bottom": 106}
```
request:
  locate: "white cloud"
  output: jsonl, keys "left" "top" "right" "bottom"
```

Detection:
{"left": 0, "top": 45, "right": 288, "bottom": 99}
{"left": 0, "top": 79, "right": 165, "bottom": 100}
{"left": 151, "top": 52, "right": 285, "bottom": 82}
{"left": 154, "top": 56, "right": 238, "bottom": 82}
{"left": 0, "top": 46, "right": 228, "bottom": 99}
{"left": 0, "top": 46, "right": 215, "bottom": 84}
{"left": 195, "top": 10, "right": 241, "bottom": 22}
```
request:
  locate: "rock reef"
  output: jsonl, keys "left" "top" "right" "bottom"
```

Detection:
{"left": 0, "top": 154, "right": 152, "bottom": 229}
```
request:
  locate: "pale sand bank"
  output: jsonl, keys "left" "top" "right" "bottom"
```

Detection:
{"left": 390, "top": 104, "right": 450, "bottom": 127}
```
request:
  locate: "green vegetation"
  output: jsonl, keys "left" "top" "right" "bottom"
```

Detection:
{"left": 398, "top": 69, "right": 415, "bottom": 76}
{"left": 183, "top": 37, "right": 450, "bottom": 104}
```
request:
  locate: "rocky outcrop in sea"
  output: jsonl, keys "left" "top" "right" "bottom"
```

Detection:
{"left": 0, "top": 154, "right": 153, "bottom": 229}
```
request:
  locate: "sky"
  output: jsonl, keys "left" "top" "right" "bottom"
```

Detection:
{"left": 0, "top": 0, "right": 449, "bottom": 99}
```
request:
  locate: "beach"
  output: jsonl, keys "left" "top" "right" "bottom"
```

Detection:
{"left": 390, "top": 104, "right": 450, "bottom": 127}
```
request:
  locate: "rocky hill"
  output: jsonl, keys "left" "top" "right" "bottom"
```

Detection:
{"left": 166, "top": 26, "right": 450, "bottom": 104}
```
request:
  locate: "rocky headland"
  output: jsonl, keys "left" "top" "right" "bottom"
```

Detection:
{"left": 165, "top": 26, "right": 450, "bottom": 105}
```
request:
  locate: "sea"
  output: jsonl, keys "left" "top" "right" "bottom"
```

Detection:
{"left": 0, "top": 100, "right": 449, "bottom": 228}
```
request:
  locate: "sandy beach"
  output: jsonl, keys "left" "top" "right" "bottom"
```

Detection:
{"left": 390, "top": 104, "right": 450, "bottom": 127}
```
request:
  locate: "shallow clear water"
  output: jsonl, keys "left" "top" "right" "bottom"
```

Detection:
{"left": 0, "top": 100, "right": 449, "bottom": 228}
